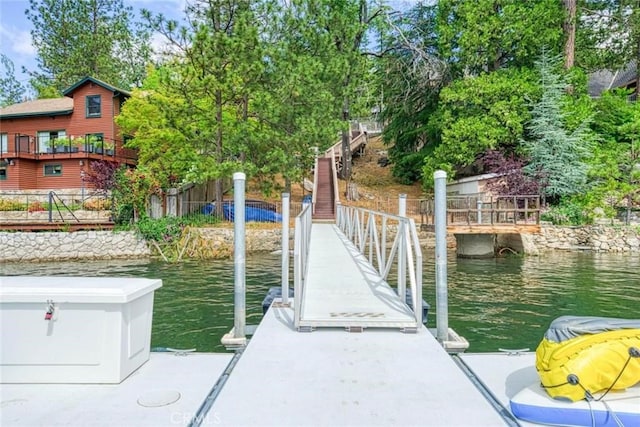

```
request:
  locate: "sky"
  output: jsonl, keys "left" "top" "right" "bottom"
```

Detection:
{"left": 0, "top": 0, "right": 419, "bottom": 90}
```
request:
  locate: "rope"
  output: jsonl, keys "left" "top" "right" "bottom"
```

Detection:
{"left": 573, "top": 347, "right": 638, "bottom": 427}
{"left": 541, "top": 346, "right": 638, "bottom": 427}
{"left": 602, "top": 399, "right": 625, "bottom": 427}
{"left": 592, "top": 353, "right": 633, "bottom": 402}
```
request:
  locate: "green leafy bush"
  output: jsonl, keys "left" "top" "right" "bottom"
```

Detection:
{"left": 136, "top": 215, "right": 215, "bottom": 243}
{"left": 136, "top": 217, "right": 184, "bottom": 242}
{"left": 541, "top": 200, "right": 593, "bottom": 225}
{"left": 0, "top": 199, "right": 26, "bottom": 211}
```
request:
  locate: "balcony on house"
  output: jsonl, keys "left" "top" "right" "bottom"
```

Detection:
{"left": 0, "top": 133, "right": 137, "bottom": 165}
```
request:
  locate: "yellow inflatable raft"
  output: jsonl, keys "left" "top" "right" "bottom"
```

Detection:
{"left": 535, "top": 316, "right": 640, "bottom": 402}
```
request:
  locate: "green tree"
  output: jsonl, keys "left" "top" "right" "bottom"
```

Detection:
{"left": 253, "top": 0, "right": 346, "bottom": 192}
{"left": 587, "top": 89, "right": 640, "bottom": 218}
{"left": 577, "top": 1, "right": 640, "bottom": 76}
{"left": 437, "top": 0, "right": 564, "bottom": 76}
{"left": 379, "top": 2, "right": 447, "bottom": 183}
{"left": 115, "top": 67, "right": 194, "bottom": 190}
{"left": 128, "top": 0, "right": 268, "bottom": 216}
{"left": 0, "top": 54, "right": 26, "bottom": 106}
{"left": 422, "top": 68, "right": 538, "bottom": 188}
{"left": 524, "top": 53, "right": 593, "bottom": 201}
{"left": 26, "top": 0, "right": 151, "bottom": 93}
{"left": 291, "top": 0, "right": 382, "bottom": 182}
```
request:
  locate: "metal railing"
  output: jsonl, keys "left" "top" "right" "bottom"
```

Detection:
{"left": 0, "top": 191, "right": 111, "bottom": 223}
{"left": 179, "top": 200, "right": 305, "bottom": 224}
{"left": 293, "top": 202, "right": 313, "bottom": 329}
{"left": 0, "top": 133, "right": 137, "bottom": 163}
{"left": 336, "top": 204, "right": 423, "bottom": 327}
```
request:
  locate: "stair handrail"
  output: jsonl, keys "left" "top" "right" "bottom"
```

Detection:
{"left": 324, "top": 137, "right": 341, "bottom": 158}
{"left": 330, "top": 145, "right": 340, "bottom": 213}
{"left": 312, "top": 151, "right": 319, "bottom": 215}
{"left": 293, "top": 202, "right": 313, "bottom": 329}
{"left": 336, "top": 204, "right": 423, "bottom": 327}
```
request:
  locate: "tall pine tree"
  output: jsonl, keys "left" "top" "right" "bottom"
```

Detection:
{"left": 26, "top": 0, "right": 151, "bottom": 94}
{"left": 0, "top": 54, "right": 26, "bottom": 106}
{"left": 524, "top": 53, "right": 592, "bottom": 201}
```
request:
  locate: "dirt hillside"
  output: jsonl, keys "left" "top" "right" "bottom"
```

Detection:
{"left": 245, "top": 136, "right": 423, "bottom": 206}
{"left": 349, "top": 136, "right": 424, "bottom": 202}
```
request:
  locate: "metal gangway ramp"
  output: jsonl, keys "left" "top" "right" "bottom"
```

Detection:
{"left": 293, "top": 203, "right": 423, "bottom": 332}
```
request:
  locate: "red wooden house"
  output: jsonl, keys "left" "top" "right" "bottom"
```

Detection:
{"left": 0, "top": 77, "right": 137, "bottom": 190}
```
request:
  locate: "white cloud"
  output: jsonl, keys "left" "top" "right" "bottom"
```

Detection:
{"left": 150, "top": 31, "right": 183, "bottom": 61}
{"left": 12, "top": 30, "right": 36, "bottom": 56}
{"left": 0, "top": 23, "right": 35, "bottom": 57}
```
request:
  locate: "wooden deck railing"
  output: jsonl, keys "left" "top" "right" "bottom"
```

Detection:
{"left": 420, "top": 195, "right": 541, "bottom": 229}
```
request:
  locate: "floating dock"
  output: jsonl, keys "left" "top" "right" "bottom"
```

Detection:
{"left": 210, "top": 304, "right": 509, "bottom": 426}
{"left": 1, "top": 353, "right": 232, "bottom": 426}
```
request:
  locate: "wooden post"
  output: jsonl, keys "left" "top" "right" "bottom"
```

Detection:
{"left": 490, "top": 196, "right": 494, "bottom": 225}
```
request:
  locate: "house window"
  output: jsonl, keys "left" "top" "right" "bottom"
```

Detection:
{"left": 44, "top": 164, "right": 63, "bottom": 176}
{"left": 0, "top": 161, "right": 7, "bottom": 181}
{"left": 0, "top": 133, "right": 7, "bottom": 154}
{"left": 37, "top": 130, "right": 66, "bottom": 153}
{"left": 86, "top": 95, "right": 101, "bottom": 118}
{"left": 86, "top": 133, "right": 104, "bottom": 152}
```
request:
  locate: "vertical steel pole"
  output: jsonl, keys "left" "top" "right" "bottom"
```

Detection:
{"left": 434, "top": 170, "right": 449, "bottom": 342}
{"left": 48, "top": 191, "right": 53, "bottom": 222}
{"left": 398, "top": 194, "right": 407, "bottom": 299}
{"left": 281, "top": 193, "right": 290, "bottom": 305}
{"left": 477, "top": 199, "right": 483, "bottom": 224}
{"left": 233, "top": 172, "right": 246, "bottom": 340}
{"left": 398, "top": 193, "right": 407, "bottom": 217}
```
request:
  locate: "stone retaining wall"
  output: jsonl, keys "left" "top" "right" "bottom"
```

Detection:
{"left": 0, "top": 211, "right": 110, "bottom": 222}
{"left": 499, "top": 225, "right": 640, "bottom": 255}
{"left": 195, "top": 228, "right": 292, "bottom": 254}
{"left": 2, "top": 224, "right": 638, "bottom": 263}
{"left": 1, "top": 231, "right": 151, "bottom": 262}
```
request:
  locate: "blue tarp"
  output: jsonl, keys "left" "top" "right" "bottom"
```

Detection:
{"left": 202, "top": 203, "right": 282, "bottom": 223}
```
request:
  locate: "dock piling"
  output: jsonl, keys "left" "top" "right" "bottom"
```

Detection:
{"left": 281, "top": 193, "right": 290, "bottom": 305}
{"left": 434, "top": 170, "right": 449, "bottom": 342}
{"left": 398, "top": 194, "right": 407, "bottom": 301}
{"left": 233, "top": 172, "right": 246, "bottom": 342}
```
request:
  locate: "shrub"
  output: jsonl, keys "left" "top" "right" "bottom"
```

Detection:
{"left": 541, "top": 199, "right": 592, "bottom": 225}
{"left": 0, "top": 199, "right": 26, "bottom": 211}
{"left": 83, "top": 199, "right": 112, "bottom": 211}
{"left": 136, "top": 216, "right": 185, "bottom": 243}
{"left": 27, "top": 201, "right": 46, "bottom": 212}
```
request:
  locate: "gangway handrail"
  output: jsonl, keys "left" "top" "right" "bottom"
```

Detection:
{"left": 336, "top": 204, "right": 423, "bottom": 327}
{"left": 293, "top": 202, "right": 313, "bottom": 329}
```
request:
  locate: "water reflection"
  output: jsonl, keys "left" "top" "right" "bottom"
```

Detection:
{"left": 2, "top": 251, "right": 639, "bottom": 353}
{"left": 422, "top": 252, "right": 640, "bottom": 351}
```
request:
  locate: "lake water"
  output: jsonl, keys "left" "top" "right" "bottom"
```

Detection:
{"left": 2, "top": 251, "right": 639, "bottom": 353}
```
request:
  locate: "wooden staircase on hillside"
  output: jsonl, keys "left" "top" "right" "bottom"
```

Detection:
{"left": 313, "top": 158, "right": 335, "bottom": 220}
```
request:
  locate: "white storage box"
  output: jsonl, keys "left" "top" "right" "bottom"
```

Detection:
{"left": 0, "top": 276, "right": 162, "bottom": 384}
